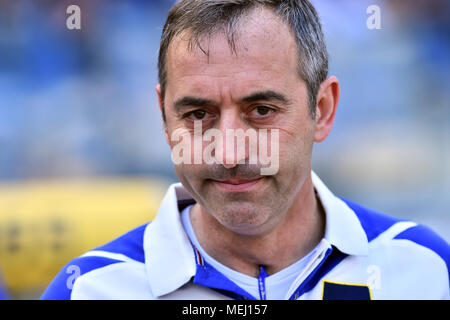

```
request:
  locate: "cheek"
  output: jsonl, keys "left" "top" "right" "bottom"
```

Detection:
{"left": 173, "top": 163, "right": 206, "bottom": 203}
{"left": 173, "top": 163, "right": 202, "bottom": 183}
{"left": 279, "top": 122, "right": 314, "bottom": 156}
{"left": 275, "top": 125, "right": 314, "bottom": 178}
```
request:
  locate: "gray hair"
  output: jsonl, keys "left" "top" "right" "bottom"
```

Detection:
{"left": 158, "top": 0, "right": 328, "bottom": 120}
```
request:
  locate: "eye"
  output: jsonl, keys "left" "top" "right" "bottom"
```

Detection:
{"left": 249, "top": 106, "right": 276, "bottom": 118}
{"left": 184, "top": 109, "right": 207, "bottom": 120}
{"left": 192, "top": 110, "right": 206, "bottom": 119}
{"left": 255, "top": 106, "right": 271, "bottom": 116}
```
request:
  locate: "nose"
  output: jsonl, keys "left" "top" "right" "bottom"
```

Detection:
{"left": 214, "top": 109, "right": 250, "bottom": 169}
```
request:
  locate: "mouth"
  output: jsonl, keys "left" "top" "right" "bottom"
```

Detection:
{"left": 211, "top": 177, "right": 264, "bottom": 192}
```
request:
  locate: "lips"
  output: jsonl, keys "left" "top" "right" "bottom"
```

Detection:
{"left": 211, "top": 177, "right": 263, "bottom": 191}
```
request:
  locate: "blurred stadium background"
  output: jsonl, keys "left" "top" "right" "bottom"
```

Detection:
{"left": 0, "top": 0, "right": 449, "bottom": 299}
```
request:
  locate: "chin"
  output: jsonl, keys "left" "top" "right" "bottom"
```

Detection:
{"left": 212, "top": 202, "right": 275, "bottom": 236}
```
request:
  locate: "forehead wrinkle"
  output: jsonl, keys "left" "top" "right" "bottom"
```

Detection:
{"left": 165, "top": 7, "right": 304, "bottom": 112}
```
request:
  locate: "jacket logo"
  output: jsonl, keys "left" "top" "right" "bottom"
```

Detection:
{"left": 322, "top": 280, "right": 372, "bottom": 300}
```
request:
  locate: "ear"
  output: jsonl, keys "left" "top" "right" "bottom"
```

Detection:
{"left": 314, "top": 76, "right": 340, "bottom": 142}
{"left": 155, "top": 84, "right": 170, "bottom": 145}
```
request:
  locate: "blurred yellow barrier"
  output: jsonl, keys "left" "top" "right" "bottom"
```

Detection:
{"left": 0, "top": 177, "right": 168, "bottom": 298}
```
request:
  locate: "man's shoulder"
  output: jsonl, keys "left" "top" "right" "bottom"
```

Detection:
{"left": 341, "top": 198, "right": 405, "bottom": 241}
{"left": 342, "top": 198, "right": 449, "bottom": 273}
{"left": 41, "top": 223, "right": 149, "bottom": 300}
{"left": 90, "top": 222, "right": 148, "bottom": 263}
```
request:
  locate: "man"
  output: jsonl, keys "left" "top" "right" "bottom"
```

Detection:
{"left": 42, "top": 0, "right": 449, "bottom": 300}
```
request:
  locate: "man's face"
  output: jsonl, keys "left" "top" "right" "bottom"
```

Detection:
{"left": 160, "top": 9, "right": 318, "bottom": 236}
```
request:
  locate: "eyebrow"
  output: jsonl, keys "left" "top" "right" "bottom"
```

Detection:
{"left": 173, "top": 96, "right": 217, "bottom": 113}
{"left": 173, "top": 90, "right": 290, "bottom": 113}
{"left": 241, "top": 90, "right": 291, "bottom": 105}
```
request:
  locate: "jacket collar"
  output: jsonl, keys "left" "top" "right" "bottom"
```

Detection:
{"left": 143, "top": 184, "right": 197, "bottom": 297}
{"left": 311, "top": 171, "right": 369, "bottom": 256}
{"left": 144, "top": 171, "right": 368, "bottom": 297}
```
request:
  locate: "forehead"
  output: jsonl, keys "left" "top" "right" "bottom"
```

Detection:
{"left": 165, "top": 7, "right": 301, "bottom": 98}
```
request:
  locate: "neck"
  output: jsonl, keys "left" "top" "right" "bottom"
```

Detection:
{"left": 190, "top": 174, "right": 325, "bottom": 277}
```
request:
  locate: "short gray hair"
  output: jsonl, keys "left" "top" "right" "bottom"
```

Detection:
{"left": 158, "top": 0, "right": 328, "bottom": 119}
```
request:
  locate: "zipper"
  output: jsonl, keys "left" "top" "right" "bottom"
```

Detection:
{"left": 258, "top": 265, "right": 268, "bottom": 300}
{"left": 285, "top": 239, "right": 331, "bottom": 299}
